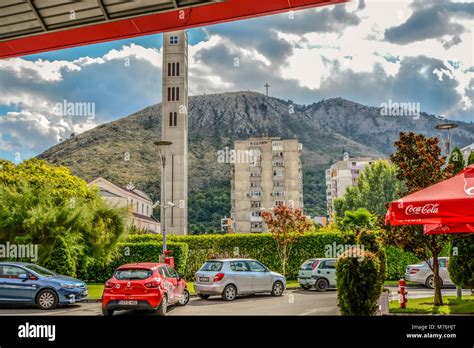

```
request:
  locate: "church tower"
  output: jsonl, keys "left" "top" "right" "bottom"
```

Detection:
{"left": 161, "top": 30, "right": 188, "bottom": 235}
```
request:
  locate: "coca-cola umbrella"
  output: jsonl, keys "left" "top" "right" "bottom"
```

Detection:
{"left": 385, "top": 165, "right": 474, "bottom": 234}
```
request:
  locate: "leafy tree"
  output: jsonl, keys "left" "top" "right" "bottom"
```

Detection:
{"left": 448, "top": 146, "right": 465, "bottom": 174}
{"left": 334, "top": 160, "right": 406, "bottom": 217}
{"left": 0, "top": 159, "right": 126, "bottom": 271}
{"left": 336, "top": 208, "right": 377, "bottom": 234}
{"left": 448, "top": 235, "right": 474, "bottom": 292}
{"left": 388, "top": 132, "right": 453, "bottom": 306}
{"left": 261, "top": 204, "right": 312, "bottom": 276}
{"left": 468, "top": 151, "right": 474, "bottom": 166}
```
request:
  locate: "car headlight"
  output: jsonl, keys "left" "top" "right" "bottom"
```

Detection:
{"left": 61, "top": 283, "right": 74, "bottom": 289}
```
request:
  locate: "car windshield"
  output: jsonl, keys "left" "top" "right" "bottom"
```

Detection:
{"left": 300, "top": 260, "right": 317, "bottom": 270}
{"left": 26, "top": 264, "right": 57, "bottom": 276}
{"left": 115, "top": 269, "right": 153, "bottom": 280}
{"left": 200, "top": 261, "right": 223, "bottom": 272}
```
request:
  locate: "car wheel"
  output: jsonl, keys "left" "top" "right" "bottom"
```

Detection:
{"left": 197, "top": 294, "right": 210, "bottom": 300}
{"left": 315, "top": 278, "right": 329, "bottom": 292}
{"left": 300, "top": 284, "right": 310, "bottom": 290}
{"left": 425, "top": 275, "right": 443, "bottom": 289}
{"left": 222, "top": 284, "right": 237, "bottom": 301}
{"left": 102, "top": 308, "right": 114, "bottom": 316}
{"left": 157, "top": 294, "right": 168, "bottom": 316}
{"left": 177, "top": 289, "right": 190, "bottom": 306}
{"left": 36, "top": 289, "right": 58, "bottom": 310}
{"left": 271, "top": 281, "right": 284, "bottom": 296}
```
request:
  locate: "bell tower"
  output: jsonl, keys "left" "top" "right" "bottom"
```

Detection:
{"left": 161, "top": 30, "right": 188, "bottom": 235}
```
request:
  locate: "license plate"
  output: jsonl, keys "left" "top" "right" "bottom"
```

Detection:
{"left": 118, "top": 300, "right": 137, "bottom": 305}
{"left": 199, "top": 277, "right": 209, "bottom": 282}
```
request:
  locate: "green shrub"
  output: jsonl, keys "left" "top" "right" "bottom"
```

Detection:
{"left": 336, "top": 250, "right": 382, "bottom": 316}
{"left": 357, "top": 230, "right": 386, "bottom": 288}
{"left": 385, "top": 246, "right": 419, "bottom": 280}
{"left": 42, "top": 236, "right": 76, "bottom": 277}
{"left": 448, "top": 235, "right": 474, "bottom": 290}
{"left": 77, "top": 241, "right": 188, "bottom": 283}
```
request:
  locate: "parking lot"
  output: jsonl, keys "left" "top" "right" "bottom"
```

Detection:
{"left": 0, "top": 286, "right": 468, "bottom": 316}
{"left": 0, "top": 288, "right": 339, "bottom": 316}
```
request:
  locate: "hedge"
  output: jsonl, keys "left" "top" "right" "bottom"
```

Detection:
{"left": 77, "top": 241, "right": 188, "bottom": 283}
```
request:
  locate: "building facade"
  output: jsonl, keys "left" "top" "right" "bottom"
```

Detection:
{"left": 461, "top": 143, "right": 474, "bottom": 164}
{"left": 89, "top": 177, "right": 160, "bottom": 233}
{"left": 231, "top": 137, "right": 303, "bottom": 233}
{"left": 161, "top": 30, "right": 188, "bottom": 235}
{"left": 325, "top": 157, "right": 374, "bottom": 216}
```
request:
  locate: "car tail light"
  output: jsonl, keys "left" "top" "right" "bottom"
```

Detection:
{"left": 410, "top": 268, "right": 420, "bottom": 274}
{"left": 213, "top": 273, "right": 225, "bottom": 282}
{"left": 312, "top": 260, "right": 320, "bottom": 270}
{"left": 145, "top": 278, "right": 162, "bottom": 288}
{"left": 105, "top": 281, "right": 114, "bottom": 289}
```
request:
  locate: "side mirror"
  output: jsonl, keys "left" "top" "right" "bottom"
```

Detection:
{"left": 19, "top": 274, "right": 28, "bottom": 281}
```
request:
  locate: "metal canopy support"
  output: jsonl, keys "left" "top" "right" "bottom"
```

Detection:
{"left": 96, "top": 0, "right": 110, "bottom": 21}
{"left": 26, "top": 0, "right": 47, "bottom": 32}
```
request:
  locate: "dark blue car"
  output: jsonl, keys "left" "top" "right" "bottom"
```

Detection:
{"left": 0, "top": 262, "right": 88, "bottom": 310}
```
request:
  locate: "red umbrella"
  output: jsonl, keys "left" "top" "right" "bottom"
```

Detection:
{"left": 385, "top": 165, "right": 474, "bottom": 234}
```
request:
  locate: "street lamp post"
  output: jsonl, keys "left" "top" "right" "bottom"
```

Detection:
{"left": 155, "top": 140, "right": 173, "bottom": 255}
{"left": 435, "top": 123, "right": 458, "bottom": 156}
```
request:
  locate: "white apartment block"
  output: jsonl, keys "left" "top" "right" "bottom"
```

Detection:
{"left": 325, "top": 157, "right": 374, "bottom": 216}
{"left": 231, "top": 137, "right": 303, "bottom": 233}
{"left": 89, "top": 177, "right": 160, "bottom": 234}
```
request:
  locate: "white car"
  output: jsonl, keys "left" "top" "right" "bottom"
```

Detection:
{"left": 405, "top": 257, "right": 453, "bottom": 289}
{"left": 297, "top": 258, "right": 336, "bottom": 291}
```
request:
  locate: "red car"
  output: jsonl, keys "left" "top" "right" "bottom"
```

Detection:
{"left": 101, "top": 262, "right": 189, "bottom": 316}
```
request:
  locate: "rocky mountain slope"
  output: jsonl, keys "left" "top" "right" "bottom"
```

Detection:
{"left": 38, "top": 91, "right": 474, "bottom": 232}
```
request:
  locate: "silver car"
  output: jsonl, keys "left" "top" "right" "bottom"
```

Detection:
{"left": 405, "top": 257, "right": 453, "bottom": 289}
{"left": 297, "top": 258, "right": 337, "bottom": 291}
{"left": 194, "top": 258, "right": 286, "bottom": 301}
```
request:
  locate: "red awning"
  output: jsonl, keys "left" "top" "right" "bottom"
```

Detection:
{"left": 385, "top": 165, "right": 474, "bottom": 231}
{"left": 0, "top": 0, "right": 347, "bottom": 59}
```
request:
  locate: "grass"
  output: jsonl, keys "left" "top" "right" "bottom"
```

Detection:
{"left": 384, "top": 280, "right": 418, "bottom": 286}
{"left": 87, "top": 279, "right": 301, "bottom": 299}
{"left": 389, "top": 296, "right": 474, "bottom": 314}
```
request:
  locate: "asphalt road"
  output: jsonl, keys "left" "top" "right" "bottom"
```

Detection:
{"left": 0, "top": 287, "right": 470, "bottom": 316}
{"left": 0, "top": 288, "right": 339, "bottom": 316}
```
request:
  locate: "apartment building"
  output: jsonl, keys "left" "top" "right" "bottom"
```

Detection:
{"left": 231, "top": 136, "right": 303, "bottom": 233}
{"left": 325, "top": 157, "right": 374, "bottom": 216}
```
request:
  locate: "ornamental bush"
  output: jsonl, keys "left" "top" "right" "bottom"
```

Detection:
{"left": 336, "top": 249, "right": 382, "bottom": 316}
{"left": 448, "top": 235, "right": 474, "bottom": 290}
{"left": 42, "top": 236, "right": 77, "bottom": 277}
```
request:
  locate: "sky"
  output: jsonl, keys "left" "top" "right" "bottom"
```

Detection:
{"left": 0, "top": 0, "right": 473, "bottom": 162}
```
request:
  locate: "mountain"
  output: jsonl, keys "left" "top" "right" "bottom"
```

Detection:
{"left": 38, "top": 91, "right": 474, "bottom": 232}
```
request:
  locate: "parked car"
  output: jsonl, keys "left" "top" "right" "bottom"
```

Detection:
{"left": 297, "top": 258, "right": 336, "bottom": 291}
{"left": 405, "top": 257, "right": 453, "bottom": 289}
{"left": 0, "top": 262, "right": 88, "bottom": 310}
{"left": 101, "top": 262, "right": 189, "bottom": 316}
{"left": 194, "top": 258, "right": 286, "bottom": 301}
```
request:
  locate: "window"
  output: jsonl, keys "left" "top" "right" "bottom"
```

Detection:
{"left": 176, "top": 87, "right": 180, "bottom": 101}
{"left": 0, "top": 265, "right": 28, "bottom": 278}
{"left": 176, "top": 62, "right": 180, "bottom": 76}
{"left": 439, "top": 258, "right": 447, "bottom": 268}
{"left": 322, "top": 260, "right": 336, "bottom": 269}
{"left": 167, "top": 87, "right": 180, "bottom": 102}
{"left": 167, "top": 87, "right": 171, "bottom": 101}
{"left": 171, "top": 62, "right": 175, "bottom": 76}
{"left": 141, "top": 203, "right": 144, "bottom": 214}
{"left": 251, "top": 201, "right": 261, "bottom": 208}
{"left": 248, "top": 260, "right": 266, "bottom": 272}
{"left": 169, "top": 112, "right": 177, "bottom": 127}
{"left": 168, "top": 62, "right": 171, "bottom": 76}
{"left": 230, "top": 261, "right": 250, "bottom": 272}
{"left": 170, "top": 36, "right": 178, "bottom": 44}
{"left": 251, "top": 211, "right": 261, "bottom": 217}
{"left": 166, "top": 266, "right": 178, "bottom": 278}
{"left": 114, "top": 268, "right": 152, "bottom": 280}
{"left": 200, "top": 261, "right": 223, "bottom": 272}
{"left": 158, "top": 266, "right": 171, "bottom": 278}
{"left": 146, "top": 206, "right": 149, "bottom": 216}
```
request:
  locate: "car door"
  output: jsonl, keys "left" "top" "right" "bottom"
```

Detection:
{"left": 323, "top": 259, "right": 337, "bottom": 286}
{"left": 165, "top": 266, "right": 181, "bottom": 302}
{"left": 1, "top": 265, "right": 34, "bottom": 302}
{"left": 158, "top": 266, "right": 173, "bottom": 301}
{"left": 438, "top": 258, "right": 452, "bottom": 285}
{"left": 229, "top": 261, "right": 252, "bottom": 293}
{"left": 247, "top": 260, "right": 272, "bottom": 292}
